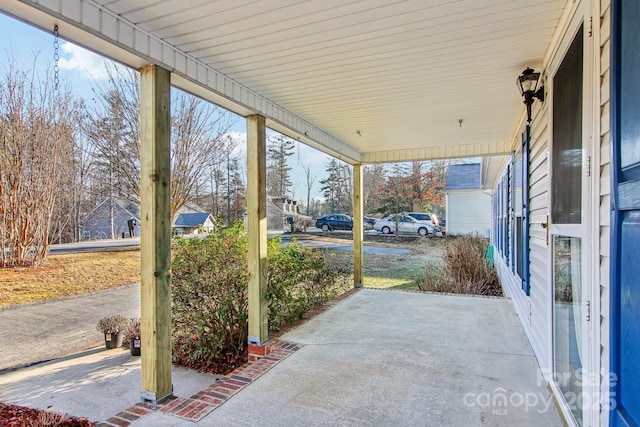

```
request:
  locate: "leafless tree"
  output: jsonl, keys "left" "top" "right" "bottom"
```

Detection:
{"left": 170, "top": 96, "right": 236, "bottom": 221}
{"left": 363, "top": 164, "right": 387, "bottom": 214}
{"left": 302, "top": 163, "right": 316, "bottom": 216}
{"left": 85, "top": 64, "right": 140, "bottom": 204}
{"left": 0, "top": 59, "right": 79, "bottom": 267}
{"left": 50, "top": 101, "right": 93, "bottom": 243}
{"left": 87, "top": 65, "right": 237, "bottom": 222}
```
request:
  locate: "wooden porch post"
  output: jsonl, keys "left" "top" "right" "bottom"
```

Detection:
{"left": 246, "top": 114, "right": 268, "bottom": 344}
{"left": 353, "top": 163, "right": 364, "bottom": 288}
{"left": 139, "top": 65, "right": 172, "bottom": 404}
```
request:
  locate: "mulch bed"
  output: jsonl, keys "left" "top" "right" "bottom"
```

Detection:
{"left": 0, "top": 402, "right": 96, "bottom": 426}
{"left": 172, "top": 345, "right": 249, "bottom": 375}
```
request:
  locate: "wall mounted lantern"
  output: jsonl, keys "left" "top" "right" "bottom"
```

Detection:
{"left": 517, "top": 67, "right": 545, "bottom": 123}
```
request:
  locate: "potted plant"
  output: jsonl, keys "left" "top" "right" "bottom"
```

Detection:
{"left": 123, "top": 317, "right": 141, "bottom": 356}
{"left": 96, "top": 315, "right": 129, "bottom": 349}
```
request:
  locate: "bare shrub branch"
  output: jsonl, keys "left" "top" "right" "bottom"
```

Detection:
{"left": 0, "top": 58, "right": 79, "bottom": 267}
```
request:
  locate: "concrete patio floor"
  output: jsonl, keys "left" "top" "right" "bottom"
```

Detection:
{"left": 0, "top": 289, "right": 562, "bottom": 426}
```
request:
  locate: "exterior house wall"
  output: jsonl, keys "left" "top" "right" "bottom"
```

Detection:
{"left": 493, "top": 0, "right": 611, "bottom": 425}
{"left": 174, "top": 217, "right": 215, "bottom": 235}
{"left": 445, "top": 191, "right": 491, "bottom": 237}
{"left": 598, "top": 1, "right": 611, "bottom": 426}
{"left": 496, "top": 104, "right": 552, "bottom": 374}
{"left": 82, "top": 199, "right": 139, "bottom": 240}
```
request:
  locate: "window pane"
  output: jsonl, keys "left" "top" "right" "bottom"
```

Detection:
{"left": 515, "top": 152, "right": 522, "bottom": 216}
{"left": 553, "top": 236, "right": 583, "bottom": 425}
{"left": 516, "top": 218, "right": 523, "bottom": 278}
{"left": 552, "top": 26, "right": 583, "bottom": 224}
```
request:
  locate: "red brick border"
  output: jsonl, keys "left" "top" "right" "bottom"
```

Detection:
{"left": 96, "top": 341, "right": 302, "bottom": 426}
{"left": 97, "top": 288, "right": 361, "bottom": 425}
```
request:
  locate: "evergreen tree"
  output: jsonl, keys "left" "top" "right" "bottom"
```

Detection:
{"left": 228, "top": 157, "right": 246, "bottom": 222}
{"left": 266, "top": 134, "right": 295, "bottom": 198}
{"left": 320, "top": 158, "right": 352, "bottom": 214}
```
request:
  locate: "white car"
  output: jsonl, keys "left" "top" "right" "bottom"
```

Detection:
{"left": 373, "top": 214, "right": 437, "bottom": 236}
{"left": 405, "top": 212, "right": 439, "bottom": 227}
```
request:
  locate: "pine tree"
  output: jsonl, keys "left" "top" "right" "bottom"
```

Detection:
{"left": 228, "top": 157, "right": 246, "bottom": 222}
{"left": 266, "top": 134, "right": 295, "bottom": 198}
{"left": 320, "top": 159, "right": 352, "bottom": 214}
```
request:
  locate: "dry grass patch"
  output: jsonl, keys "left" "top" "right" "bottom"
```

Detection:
{"left": 321, "top": 237, "right": 448, "bottom": 290}
{"left": 0, "top": 250, "right": 140, "bottom": 307}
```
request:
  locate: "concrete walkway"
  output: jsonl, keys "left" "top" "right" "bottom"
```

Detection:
{"left": 0, "top": 289, "right": 562, "bottom": 426}
{"left": 0, "top": 284, "right": 140, "bottom": 373}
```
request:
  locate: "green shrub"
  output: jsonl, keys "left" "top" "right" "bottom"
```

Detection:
{"left": 170, "top": 226, "right": 351, "bottom": 372}
{"left": 267, "top": 237, "right": 350, "bottom": 330}
{"left": 171, "top": 223, "right": 248, "bottom": 372}
{"left": 415, "top": 234, "right": 501, "bottom": 296}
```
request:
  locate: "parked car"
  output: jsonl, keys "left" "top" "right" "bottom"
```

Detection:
{"left": 315, "top": 214, "right": 353, "bottom": 231}
{"left": 373, "top": 214, "right": 436, "bottom": 236}
{"left": 363, "top": 216, "right": 377, "bottom": 230}
{"left": 405, "top": 212, "right": 439, "bottom": 226}
{"left": 438, "top": 219, "right": 446, "bottom": 235}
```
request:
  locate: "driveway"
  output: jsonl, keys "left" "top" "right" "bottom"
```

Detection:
{"left": 49, "top": 238, "right": 141, "bottom": 254}
{"left": 0, "top": 284, "right": 140, "bottom": 373}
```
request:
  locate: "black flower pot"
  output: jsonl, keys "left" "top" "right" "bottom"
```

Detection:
{"left": 130, "top": 337, "right": 141, "bottom": 356}
{"left": 104, "top": 332, "right": 123, "bottom": 349}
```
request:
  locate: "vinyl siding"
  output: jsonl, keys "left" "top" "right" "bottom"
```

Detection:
{"left": 526, "top": 104, "right": 552, "bottom": 373}
{"left": 497, "top": 105, "right": 552, "bottom": 374}
{"left": 599, "top": 1, "right": 611, "bottom": 425}
{"left": 445, "top": 191, "right": 491, "bottom": 237}
{"left": 491, "top": 2, "right": 611, "bottom": 424}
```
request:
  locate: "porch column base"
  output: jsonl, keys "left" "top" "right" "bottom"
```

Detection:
{"left": 248, "top": 343, "right": 274, "bottom": 362}
{"left": 140, "top": 389, "right": 173, "bottom": 406}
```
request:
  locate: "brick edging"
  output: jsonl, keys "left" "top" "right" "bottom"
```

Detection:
{"left": 97, "top": 288, "right": 361, "bottom": 425}
{"left": 97, "top": 340, "right": 302, "bottom": 426}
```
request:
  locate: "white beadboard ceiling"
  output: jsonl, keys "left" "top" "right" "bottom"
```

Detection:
{"left": 1, "top": 0, "right": 567, "bottom": 164}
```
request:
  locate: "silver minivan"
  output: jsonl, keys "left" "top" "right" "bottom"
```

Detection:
{"left": 405, "top": 212, "right": 439, "bottom": 226}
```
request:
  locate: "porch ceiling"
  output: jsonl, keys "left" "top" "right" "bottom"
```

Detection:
{"left": 1, "top": 0, "right": 567, "bottom": 164}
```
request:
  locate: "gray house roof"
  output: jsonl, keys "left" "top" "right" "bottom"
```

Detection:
{"left": 174, "top": 212, "right": 213, "bottom": 227}
{"left": 446, "top": 163, "right": 482, "bottom": 191}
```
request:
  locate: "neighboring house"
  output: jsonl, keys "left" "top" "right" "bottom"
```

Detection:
{"left": 83, "top": 199, "right": 215, "bottom": 239}
{"left": 445, "top": 163, "right": 491, "bottom": 237}
{"left": 270, "top": 197, "right": 313, "bottom": 231}
{"left": 173, "top": 212, "right": 215, "bottom": 235}
{"left": 245, "top": 197, "right": 313, "bottom": 231}
{"left": 81, "top": 198, "right": 140, "bottom": 240}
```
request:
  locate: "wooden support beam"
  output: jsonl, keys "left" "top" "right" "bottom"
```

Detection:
{"left": 246, "top": 115, "right": 268, "bottom": 344}
{"left": 139, "top": 64, "right": 172, "bottom": 404}
{"left": 353, "top": 164, "right": 364, "bottom": 288}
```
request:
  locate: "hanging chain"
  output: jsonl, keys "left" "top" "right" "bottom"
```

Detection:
{"left": 53, "top": 24, "right": 59, "bottom": 91}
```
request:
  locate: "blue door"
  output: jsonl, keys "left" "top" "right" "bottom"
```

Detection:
{"left": 611, "top": 0, "right": 640, "bottom": 425}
